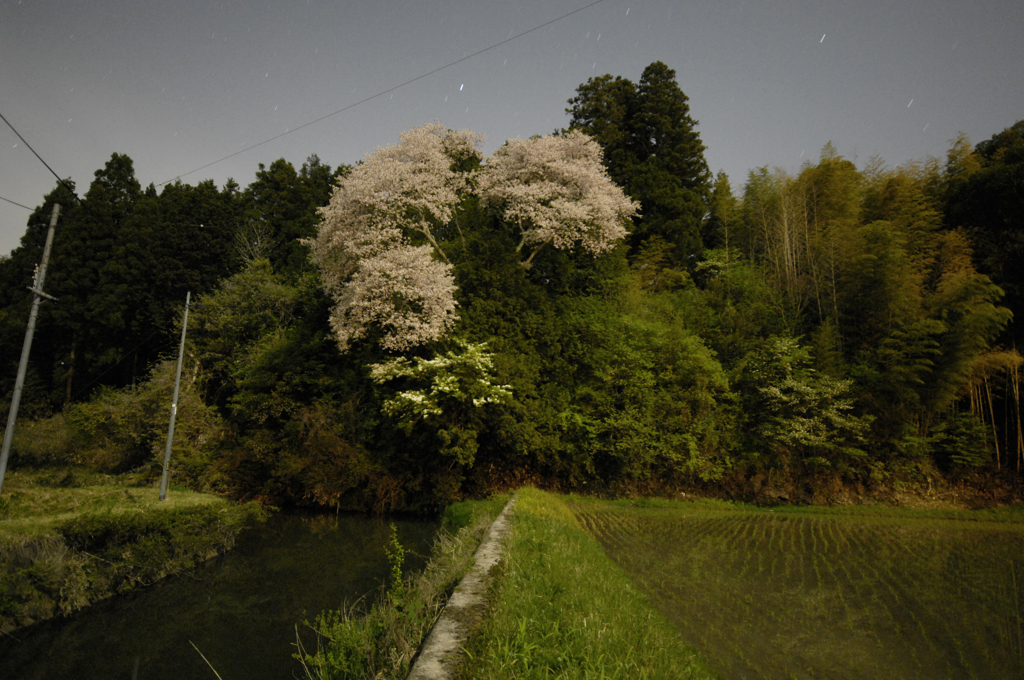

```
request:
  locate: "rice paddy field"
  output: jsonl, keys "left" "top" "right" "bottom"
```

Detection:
{"left": 572, "top": 499, "right": 1024, "bottom": 680}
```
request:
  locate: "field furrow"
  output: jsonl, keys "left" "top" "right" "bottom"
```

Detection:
{"left": 574, "top": 501, "right": 1024, "bottom": 680}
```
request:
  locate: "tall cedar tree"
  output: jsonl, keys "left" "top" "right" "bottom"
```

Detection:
{"left": 567, "top": 61, "right": 712, "bottom": 266}
{"left": 47, "top": 153, "right": 141, "bottom": 404}
{"left": 244, "top": 155, "right": 341, "bottom": 280}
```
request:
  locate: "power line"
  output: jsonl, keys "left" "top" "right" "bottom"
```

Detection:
{"left": 0, "top": 110, "right": 81, "bottom": 204}
{"left": 0, "top": 195, "right": 33, "bottom": 211}
{"left": 161, "top": 0, "right": 607, "bottom": 185}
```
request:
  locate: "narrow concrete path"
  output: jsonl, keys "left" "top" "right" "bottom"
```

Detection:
{"left": 406, "top": 494, "right": 517, "bottom": 680}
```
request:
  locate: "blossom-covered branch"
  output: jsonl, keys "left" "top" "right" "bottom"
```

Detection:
{"left": 479, "top": 130, "right": 639, "bottom": 266}
{"left": 329, "top": 244, "right": 458, "bottom": 352}
{"left": 309, "top": 123, "right": 480, "bottom": 351}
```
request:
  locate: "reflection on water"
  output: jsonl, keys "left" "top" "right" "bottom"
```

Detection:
{"left": 0, "top": 512, "right": 439, "bottom": 680}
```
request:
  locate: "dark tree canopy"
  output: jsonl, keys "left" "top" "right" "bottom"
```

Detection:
{"left": 243, "top": 154, "right": 343, "bottom": 279}
{"left": 945, "top": 120, "right": 1024, "bottom": 346}
{"left": 0, "top": 152, "right": 342, "bottom": 412}
{"left": 567, "top": 61, "right": 712, "bottom": 265}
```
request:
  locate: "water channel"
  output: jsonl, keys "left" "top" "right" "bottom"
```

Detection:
{"left": 0, "top": 512, "right": 440, "bottom": 679}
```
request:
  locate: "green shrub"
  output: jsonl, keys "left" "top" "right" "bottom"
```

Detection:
{"left": 10, "top": 413, "right": 73, "bottom": 467}
{"left": 931, "top": 412, "right": 992, "bottom": 469}
{"left": 53, "top": 358, "right": 225, "bottom": 478}
{"left": 441, "top": 494, "right": 509, "bottom": 532}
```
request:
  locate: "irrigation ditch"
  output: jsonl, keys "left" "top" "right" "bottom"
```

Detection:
{"left": 0, "top": 511, "right": 439, "bottom": 680}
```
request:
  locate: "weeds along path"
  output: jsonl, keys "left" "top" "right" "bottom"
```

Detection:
{"left": 572, "top": 500, "right": 1024, "bottom": 680}
{"left": 406, "top": 493, "right": 517, "bottom": 680}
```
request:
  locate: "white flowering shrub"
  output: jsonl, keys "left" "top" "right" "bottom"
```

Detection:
{"left": 369, "top": 341, "right": 512, "bottom": 465}
{"left": 479, "top": 130, "right": 639, "bottom": 266}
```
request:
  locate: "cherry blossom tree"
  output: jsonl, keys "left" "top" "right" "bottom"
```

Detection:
{"left": 310, "top": 123, "right": 636, "bottom": 352}
{"left": 478, "top": 130, "right": 639, "bottom": 266}
{"left": 309, "top": 123, "right": 482, "bottom": 351}
{"left": 328, "top": 244, "right": 458, "bottom": 352}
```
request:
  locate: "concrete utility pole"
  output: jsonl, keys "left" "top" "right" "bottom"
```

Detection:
{"left": 159, "top": 291, "right": 190, "bottom": 501}
{"left": 0, "top": 203, "right": 60, "bottom": 497}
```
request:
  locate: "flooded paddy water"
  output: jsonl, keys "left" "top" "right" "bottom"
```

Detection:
{"left": 0, "top": 512, "right": 439, "bottom": 680}
{"left": 577, "top": 504, "right": 1024, "bottom": 680}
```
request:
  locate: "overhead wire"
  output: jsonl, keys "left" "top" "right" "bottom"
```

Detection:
{"left": 160, "top": 0, "right": 607, "bottom": 185}
{"left": 0, "top": 109, "right": 81, "bottom": 204}
{"left": 0, "top": 195, "right": 33, "bottom": 211}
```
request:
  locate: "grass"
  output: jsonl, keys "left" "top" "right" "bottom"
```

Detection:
{"left": 0, "top": 468, "right": 226, "bottom": 539}
{"left": 295, "top": 493, "right": 511, "bottom": 680}
{"left": 0, "top": 468, "right": 266, "bottom": 633}
{"left": 456, "top": 488, "right": 718, "bottom": 679}
{"left": 573, "top": 496, "right": 1024, "bottom": 679}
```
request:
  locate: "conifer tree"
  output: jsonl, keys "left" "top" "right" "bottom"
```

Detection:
{"left": 47, "top": 153, "right": 141, "bottom": 402}
{"left": 568, "top": 61, "right": 712, "bottom": 265}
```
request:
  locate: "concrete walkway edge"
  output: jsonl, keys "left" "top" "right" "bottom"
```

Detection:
{"left": 406, "top": 493, "right": 517, "bottom": 680}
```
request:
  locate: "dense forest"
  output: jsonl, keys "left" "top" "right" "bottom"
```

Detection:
{"left": 2, "top": 62, "right": 1021, "bottom": 512}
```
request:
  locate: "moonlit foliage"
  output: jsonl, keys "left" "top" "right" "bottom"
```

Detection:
{"left": 369, "top": 341, "right": 513, "bottom": 465}
{"left": 751, "top": 337, "right": 870, "bottom": 459}
{"left": 310, "top": 123, "right": 482, "bottom": 351}
{"left": 479, "top": 130, "right": 639, "bottom": 265}
{"left": 369, "top": 341, "right": 512, "bottom": 420}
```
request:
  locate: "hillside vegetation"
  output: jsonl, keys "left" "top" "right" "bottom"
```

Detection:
{"left": 1, "top": 62, "right": 1022, "bottom": 511}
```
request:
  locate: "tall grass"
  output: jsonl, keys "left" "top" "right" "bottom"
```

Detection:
{"left": 457, "top": 488, "right": 718, "bottom": 679}
{"left": 295, "top": 493, "right": 510, "bottom": 680}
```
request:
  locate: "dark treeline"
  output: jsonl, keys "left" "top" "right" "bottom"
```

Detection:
{"left": 0, "top": 154, "right": 339, "bottom": 410}
{"left": 1, "top": 62, "right": 1021, "bottom": 511}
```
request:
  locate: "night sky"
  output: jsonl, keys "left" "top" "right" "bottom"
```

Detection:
{"left": 1, "top": 0, "right": 1021, "bottom": 256}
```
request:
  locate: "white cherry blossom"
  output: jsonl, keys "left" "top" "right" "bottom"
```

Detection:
{"left": 478, "top": 130, "right": 639, "bottom": 266}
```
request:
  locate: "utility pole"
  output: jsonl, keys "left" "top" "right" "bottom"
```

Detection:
{"left": 159, "top": 291, "right": 190, "bottom": 501}
{"left": 0, "top": 204, "right": 60, "bottom": 497}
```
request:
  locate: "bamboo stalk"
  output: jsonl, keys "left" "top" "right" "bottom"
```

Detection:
{"left": 986, "top": 377, "right": 1001, "bottom": 470}
{"left": 974, "top": 382, "right": 991, "bottom": 454}
{"left": 1013, "top": 362, "right": 1023, "bottom": 472}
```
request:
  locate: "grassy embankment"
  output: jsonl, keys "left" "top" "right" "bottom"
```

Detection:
{"left": 0, "top": 469, "right": 266, "bottom": 633}
{"left": 295, "top": 493, "right": 511, "bottom": 680}
{"left": 572, "top": 495, "right": 1024, "bottom": 679}
{"left": 457, "top": 487, "right": 719, "bottom": 679}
